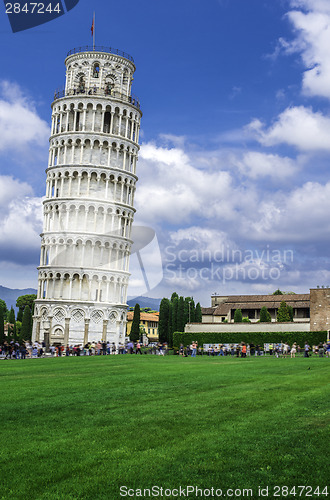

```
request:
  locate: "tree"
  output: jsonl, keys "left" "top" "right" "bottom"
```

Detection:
{"left": 189, "top": 298, "right": 195, "bottom": 323}
{"left": 130, "top": 303, "right": 140, "bottom": 342}
{"left": 0, "top": 305, "right": 5, "bottom": 344}
{"left": 8, "top": 307, "right": 15, "bottom": 324}
{"left": 260, "top": 306, "right": 271, "bottom": 322}
{"left": 177, "top": 296, "right": 185, "bottom": 332}
{"left": 16, "top": 294, "right": 36, "bottom": 322}
{"left": 277, "top": 301, "right": 291, "bottom": 322}
{"left": 171, "top": 295, "right": 179, "bottom": 334}
{"left": 287, "top": 305, "right": 294, "bottom": 322}
{"left": 183, "top": 298, "right": 189, "bottom": 326}
{"left": 195, "top": 302, "right": 202, "bottom": 323}
{"left": 183, "top": 297, "right": 195, "bottom": 325}
{"left": 139, "top": 326, "right": 146, "bottom": 342}
{"left": 273, "top": 289, "right": 283, "bottom": 295}
{"left": 158, "top": 298, "right": 170, "bottom": 344}
{"left": 7, "top": 306, "right": 16, "bottom": 340}
{"left": 234, "top": 309, "right": 242, "bottom": 323}
{"left": 20, "top": 305, "right": 32, "bottom": 341}
{"left": 13, "top": 322, "right": 18, "bottom": 342}
{"left": 0, "top": 299, "right": 8, "bottom": 314}
{"left": 16, "top": 321, "right": 22, "bottom": 340}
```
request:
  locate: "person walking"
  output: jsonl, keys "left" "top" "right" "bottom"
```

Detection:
{"left": 136, "top": 341, "right": 142, "bottom": 354}
{"left": 304, "top": 342, "right": 310, "bottom": 358}
{"left": 283, "top": 342, "right": 289, "bottom": 358}
{"left": 4, "top": 342, "right": 11, "bottom": 359}
{"left": 318, "top": 343, "right": 324, "bottom": 357}
{"left": 191, "top": 341, "right": 197, "bottom": 357}
{"left": 20, "top": 343, "right": 26, "bottom": 360}
{"left": 15, "top": 342, "right": 20, "bottom": 359}
{"left": 326, "top": 342, "right": 330, "bottom": 358}
{"left": 102, "top": 341, "right": 107, "bottom": 355}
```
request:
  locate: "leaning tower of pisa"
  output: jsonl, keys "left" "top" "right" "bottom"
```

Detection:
{"left": 32, "top": 46, "right": 142, "bottom": 347}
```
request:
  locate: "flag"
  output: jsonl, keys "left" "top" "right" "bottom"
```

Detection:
{"left": 91, "top": 16, "right": 94, "bottom": 36}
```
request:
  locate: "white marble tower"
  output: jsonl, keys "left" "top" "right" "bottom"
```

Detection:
{"left": 32, "top": 46, "right": 142, "bottom": 346}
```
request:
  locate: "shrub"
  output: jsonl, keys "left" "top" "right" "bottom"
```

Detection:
{"left": 260, "top": 306, "right": 271, "bottom": 322}
{"left": 234, "top": 309, "right": 242, "bottom": 323}
{"left": 172, "top": 331, "right": 327, "bottom": 348}
{"left": 277, "top": 301, "right": 292, "bottom": 322}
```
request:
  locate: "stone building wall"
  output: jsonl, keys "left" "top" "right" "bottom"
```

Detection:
{"left": 310, "top": 288, "right": 330, "bottom": 331}
{"left": 185, "top": 322, "right": 310, "bottom": 334}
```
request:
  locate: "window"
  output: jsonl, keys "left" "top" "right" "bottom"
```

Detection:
{"left": 103, "top": 112, "right": 111, "bottom": 133}
{"left": 93, "top": 63, "right": 100, "bottom": 78}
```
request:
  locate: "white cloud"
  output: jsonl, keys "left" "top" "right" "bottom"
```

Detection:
{"left": 248, "top": 106, "right": 330, "bottom": 151}
{"left": 166, "top": 227, "right": 238, "bottom": 265}
{"left": 0, "top": 80, "right": 49, "bottom": 153}
{"left": 135, "top": 139, "right": 330, "bottom": 250}
{"left": 0, "top": 176, "right": 43, "bottom": 262}
{"left": 247, "top": 181, "right": 330, "bottom": 242}
{"left": 136, "top": 142, "right": 255, "bottom": 225}
{"left": 0, "top": 175, "right": 33, "bottom": 213}
{"left": 281, "top": 2, "right": 330, "bottom": 99}
{"left": 169, "top": 226, "right": 233, "bottom": 251}
{"left": 290, "top": 0, "right": 330, "bottom": 15}
{"left": 232, "top": 151, "right": 299, "bottom": 179}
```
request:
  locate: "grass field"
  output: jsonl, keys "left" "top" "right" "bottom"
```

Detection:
{"left": 0, "top": 355, "right": 329, "bottom": 499}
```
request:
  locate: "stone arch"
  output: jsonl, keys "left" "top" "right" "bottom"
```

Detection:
{"left": 51, "top": 326, "right": 64, "bottom": 344}
{"left": 40, "top": 306, "right": 49, "bottom": 319}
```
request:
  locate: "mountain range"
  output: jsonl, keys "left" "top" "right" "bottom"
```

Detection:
{"left": 0, "top": 285, "right": 37, "bottom": 310}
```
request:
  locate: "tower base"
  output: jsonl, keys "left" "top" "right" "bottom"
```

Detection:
{"left": 32, "top": 300, "right": 127, "bottom": 346}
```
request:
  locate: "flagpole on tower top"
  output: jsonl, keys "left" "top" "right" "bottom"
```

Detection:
{"left": 91, "top": 12, "right": 95, "bottom": 50}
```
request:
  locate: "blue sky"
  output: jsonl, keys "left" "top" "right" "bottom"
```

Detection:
{"left": 1, "top": 0, "right": 330, "bottom": 305}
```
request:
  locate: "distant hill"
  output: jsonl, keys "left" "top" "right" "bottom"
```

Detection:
{"left": 0, "top": 286, "right": 161, "bottom": 312}
{"left": 0, "top": 285, "right": 37, "bottom": 310}
{"left": 127, "top": 296, "right": 161, "bottom": 311}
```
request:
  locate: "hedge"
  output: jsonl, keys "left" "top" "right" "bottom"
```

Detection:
{"left": 173, "top": 331, "right": 328, "bottom": 348}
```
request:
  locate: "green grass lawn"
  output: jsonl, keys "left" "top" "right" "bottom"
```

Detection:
{"left": 0, "top": 355, "right": 329, "bottom": 499}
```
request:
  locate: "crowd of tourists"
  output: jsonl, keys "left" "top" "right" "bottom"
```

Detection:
{"left": 1, "top": 339, "right": 330, "bottom": 359}
{"left": 182, "top": 341, "right": 330, "bottom": 358}
{"left": 0, "top": 340, "right": 167, "bottom": 358}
